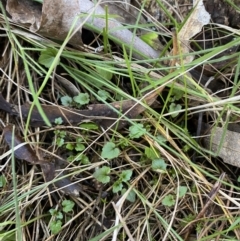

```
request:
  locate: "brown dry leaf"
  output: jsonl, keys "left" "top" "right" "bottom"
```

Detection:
{"left": 6, "top": 0, "right": 82, "bottom": 45}
{"left": 6, "top": 0, "right": 42, "bottom": 26}
{"left": 204, "top": 126, "right": 240, "bottom": 167}
{"left": 177, "top": 0, "right": 210, "bottom": 63}
{"left": 3, "top": 124, "right": 44, "bottom": 164}
{"left": 0, "top": 92, "right": 14, "bottom": 114}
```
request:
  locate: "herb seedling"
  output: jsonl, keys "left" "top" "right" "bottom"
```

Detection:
{"left": 49, "top": 199, "right": 75, "bottom": 234}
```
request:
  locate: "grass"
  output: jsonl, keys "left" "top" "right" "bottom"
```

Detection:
{"left": 1, "top": 1, "right": 240, "bottom": 240}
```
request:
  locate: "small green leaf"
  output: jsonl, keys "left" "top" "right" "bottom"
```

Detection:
{"left": 79, "top": 154, "right": 90, "bottom": 164}
{"left": 75, "top": 143, "right": 85, "bottom": 152}
{"left": 0, "top": 175, "right": 6, "bottom": 188}
{"left": 129, "top": 124, "right": 147, "bottom": 139}
{"left": 56, "top": 212, "right": 63, "bottom": 220}
{"left": 61, "top": 96, "right": 73, "bottom": 107}
{"left": 49, "top": 209, "right": 63, "bottom": 220}
{"left": 97, "top": 90, "right": 111, "bottom": 101}
{"left": 67, "top": 155, "right": 75, "bottom": 162}
{"left": 162, "top": 194, "right": 175, "bottom": 207}
{"left": 121, "top": 188, "right": 136, "bottom": 202}
{"left": 76, "top": 137, "right": 83, "bottom": 143}
{"left": 55, "top": 117, "right": 63, "bottom": 125}
{"left": 178, "top": 186, "right": 188, "bottom": 198}
{"left": 93, "top": 166, "right": 111, "bottom": 184}
{"left": 156, "top": 135, "right": 167, "bottom": 144}
{"left": 112, "top": 180, "right": 123, "bottom": 193}
{"left": 120, "top": 170, "right": 132, "bottom": 182}
{"left": 73, "top": 93, "right": 90, "bottom": 105}
{"left": 145, "top": 147, "right": 158, "bottom": 160}
{"left": 172, "top": 89, "right": 184, "bottom": 100}
{"left": 59, "top": 131, "right": 67, "bottom": 138}
{"left": 140, "top": 32, "right": 162, "bottom": 50}
{"left": 66, "top": 143, "right": 74, "bottom": 150}
{"left": 151, "top": 159, "right": 167, "bottom": 171}
{"left": 169, "top": 103, "right": 182, "bottom": 118}
{"left": 56, "top": 137, "right": 64, "bottom": 147}
{"left": 62, "top": 200, "right": 75, "bottom": 213}
{"left": 38, "top": 48, "right": 59, "bottom": 68}
{"left": 95, "top": 66, "right": 113, "bottom": 80}
{"left": 238, "top": 176, "right": 240, "bottom": 182}
{"left": 50, "top": 220, "right": 62, "bottom": 234}
{"left": 79, "top": 122, "right": 99, "bottom": 130}
{"left": 101, "top": 142, "right": 120, "bottom": 160}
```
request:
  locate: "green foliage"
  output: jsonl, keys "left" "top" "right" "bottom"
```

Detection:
{"left": 101, "top": 142, "right": 120, "bottom": 160}
{"left": 49, "top": 209, "right": 63, "bottom": 220}
{"left": 129, "top": 124, "right": 147, "bottom": 139}
{"left": 95, "top": 66, "right": 113, "bottom": 80}
{"left": 97, "top": 90, "right": 110, "bottom": 101}
{"left": 112, "top": 170, "right": 133, "bottom": 193}
{"left": 178, "top": 186, "right": 188, "bottom": 198}
{"left": 112, "top": 180, "right": 123, "bottom": 193}
{"left": 48, "top": 200, "right": 74, "bottom": 234}
{"left": 144, "top": 147, "right": 158, "bottom": 160}
{"left": 66, "top": 143, "right": 74, "bottom": 150}
{"left": 172, "top": 89, "right": 184, "bottom": 101}
{"left": 180, "top": 214, "right": 195, "bottom": 227}
{"left": 75, "top": 143, "right": 85, "bottom": 151}
{"left": 49, "top": 209, "right": 63, "bottom": 234}
{"left": 156, "top": 135, "right": 167, "bottom": 145}
{"left": 73, "top": 93, "right": 90, "bottom": 105}
{"left": 140, "top": 32, "right": 162, "bottom": 50}
{"left": 67, "top": 153, "right": 90, "bottom": 164}
{"left": 183, "top": 144, "right": 191, "bottom": 152}
{"left": 151, "top": 159, "right": 167, "bottom": 172}
{"left": 162, "top": 194, "right": 175, "bottom": 207}
{"left": 55, "top": 117, "right": 63, "bottom": 125}
{"left": 0, "top": 175, "right": 6, "bottom": 187}
{"left": 120, "top": 170, "right": 132, "bottom": 182}
{"left": 93, "top": 166, "right": 111, "bottom": 184}
{"left": 54, "top": 130, "right": 67, "bottom": 147}
{"left": 62, "top": 200, "right": 75, "bottom": 213}
{"left": 56, "top": 137, "right": 64, "bottom": 147}
{"left": 79, "top": 122, "right": 99, "bottom": 130}
{"left": 61, "top": 96, "right": 73, "bottom": 107}
{"left": 237, "top": 176, "right": 240, "bottom": 182}
{"left": 38, "top": 48, "right": 59, "bottom": 68}
{"left": 227, "top": 216, "right": 240, "bottom": 232}
{"left": 50, "top": 220, "right": 62, "bottom": 234}
{"left": 121, "top": 188, "right": 136, "bottom": 202}
{"left": 78, "top": 154, "right": 90, "bottom": 164}
{"left": 169, "top": 103, "right": 182, "bottom": 118}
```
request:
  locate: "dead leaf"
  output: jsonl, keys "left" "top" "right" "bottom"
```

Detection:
{"left": 176, "top": 0, "right": 210, "bottom": 64}
{"left": 53, "top": 173, "right": 80, "bottom": 196}
{"left": 3, "top": 124, "right": 44, "bottom": 164}
{"left": 0, "top": 93, "right": 14, "bottom": 114}
{"left": 55, "top": 74, "right": 80, "bottom": 97}
{"left": 6, "top": 0, "right": 82, "bottom": 45}
{"left": 204, "top": 126, "right": 240, "bottom": 167}
{"left": 6, "top": 0, "right": 42, "bottom": 26}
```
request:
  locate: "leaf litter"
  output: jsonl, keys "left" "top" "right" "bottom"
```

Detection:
{"left": 2, "top": 0, "right": 240, "bottom": 240}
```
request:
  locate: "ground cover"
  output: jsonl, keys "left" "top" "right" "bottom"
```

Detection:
{"left": 1, "top": 0, "right": 240, "bottom": 240}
